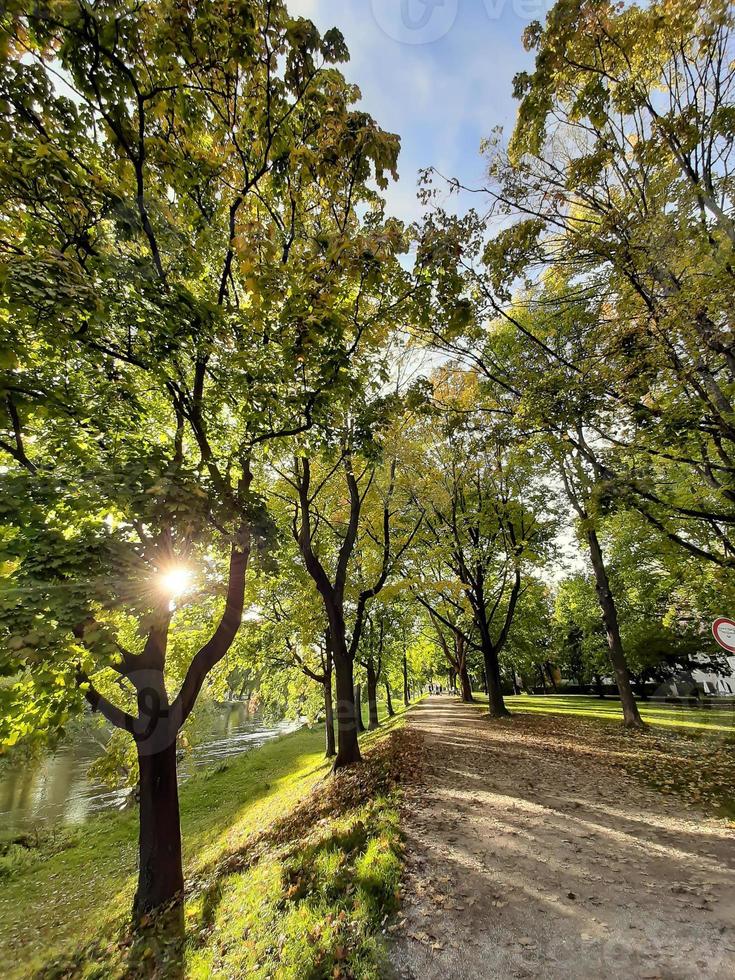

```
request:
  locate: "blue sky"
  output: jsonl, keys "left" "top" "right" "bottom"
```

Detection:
{"left": 289, "top": 0, "right": 549, "bottom": 223}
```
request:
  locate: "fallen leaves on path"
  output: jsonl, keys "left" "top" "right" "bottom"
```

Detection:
{"left": 389, "top": 698, "right": 735, "bottom": 980}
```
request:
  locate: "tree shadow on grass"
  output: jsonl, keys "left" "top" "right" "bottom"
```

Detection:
{"left": 123, "top": 902, "right": 186, "bottom": 980}
{"left": 184, "top": 727, "right": 422, "bottom": 958}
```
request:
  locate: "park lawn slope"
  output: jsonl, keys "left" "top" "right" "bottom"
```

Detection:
{"left": 505, "top": 693, "right": 735, "bottom": 734}
{"left": 470, "top": 693, "right": 735, "bottom": 818}
{"left": 0, "top": 699, "right": 419, "bottom": 980}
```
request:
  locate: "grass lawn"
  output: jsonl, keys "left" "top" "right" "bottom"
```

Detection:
{"left": 0, "top": 698, "right": 418, "bottom": 980}
{"left": 502, "top": 693, "right": 735, "bottom": 735}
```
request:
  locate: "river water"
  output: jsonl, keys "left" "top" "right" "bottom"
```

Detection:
{"left": 0, "top": 703, "right": 297, "bottom": 834}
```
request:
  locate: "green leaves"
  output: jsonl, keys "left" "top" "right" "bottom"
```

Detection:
{"left": 0, "top": 0, "right": 405, "bottom": 751}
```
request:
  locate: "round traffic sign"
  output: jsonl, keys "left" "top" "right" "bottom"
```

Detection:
{"left": 712, "top": 618, "right": 735, "bottom": 653}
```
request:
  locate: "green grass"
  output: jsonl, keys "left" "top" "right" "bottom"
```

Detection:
{"left": 0, "top": 698, "right": 415, "bottom": 980}
{"left": 498, "top": 694, "right": 735, "bottom": 734}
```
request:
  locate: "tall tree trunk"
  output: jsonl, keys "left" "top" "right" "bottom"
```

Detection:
{"left": 385, "top": 682, "right": 395, "bottom": 716}
{"left": 332, "top": 647, "right": 361, "bottom": 768}
{"left": 458, "top": 662, "right": 474, "bottom": 702}
{"left": 456, "top": 634, "right": 474, "bottom": 702}
{"left": 402, "top": 652, "right": 410, "bottom": 705}
{"left": 484, "top": 646, "right": 509, "bottom": 717}
{"left": 366, "top": 659, "right": 380, "bottom": 730}
{"left": 354, "top": 682, "right": 366, "bottom": 733}
{"left": 323, "top": 672, "right": 336, "bottom": 758}
{"left": 135, "top": 739, "right": 183, "bottom": 920}
{"left": 586, "top": 528, "right": 644, "bottom": 729}
{"left": 482, "top": 666, "right": 489, "bottom": 695}
{"left": 478, "top": 620, "right": 509, "bottom": 717}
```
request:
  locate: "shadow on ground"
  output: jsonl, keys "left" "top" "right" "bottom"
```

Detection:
{"left": 389, "top": 696, "right": 735, "bottom": 980}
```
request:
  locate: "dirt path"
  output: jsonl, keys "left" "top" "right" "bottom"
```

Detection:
{"left": 389, "top": 696, "right": 735, "bottom": 980}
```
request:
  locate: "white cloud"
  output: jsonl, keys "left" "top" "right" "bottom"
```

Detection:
{"left": 286, "top": 0, "right": 534, "bottom": 224}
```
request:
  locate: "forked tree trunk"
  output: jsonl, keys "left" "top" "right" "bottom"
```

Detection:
{"left": 323, "top": 674, "right": 336, "bottom": 758}
{"left": 135, "top": 739, "right": 183, "bottom": 920}
{"left": 354, "top": 682, "right": 366, "bottom": 732}
{"left": 586, "top": 528, "right": 644, "bottom": 729}
{"left": 403, "top": 652, "right": 410, "bottom": 705}
{"left": 385, "top": 682, "right": 395, "bottom": 716}
{"left": 332, "top": 650, "right": 361, "bottom": 768}
{"left": 366, "top": 660, "right": 380, "bottom": 730}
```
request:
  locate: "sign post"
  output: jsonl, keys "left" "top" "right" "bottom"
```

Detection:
{"left": 712, "top": 618, "right": 735, "bottom": 654}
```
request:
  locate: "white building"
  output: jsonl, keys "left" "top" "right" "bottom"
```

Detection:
{"left": 692, "top": 655, "right": 735, "bottom": 696}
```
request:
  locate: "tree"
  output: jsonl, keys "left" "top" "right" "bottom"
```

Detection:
{"left": 358, "top": 610, "right": 386, "bottom": 730}
{"left": 554, "top": 574, "right": 611, "bottom": 695}
{"left": 559, "top": 450, "right": 644, "bottom": 727}
{"left": 407, "top": 376, "right": 554, "bottom": 717}
{"left": 274, "top": 404, "right": 422, "bottom": 767}
{"left": 491, "top": 0, "right": 735, "bottom": 567}
{"left": 427, "top": 608, "right": 476, "bottom": 702}
{"left": 247, "top": 561, "right": 337, "bottom": 757}
{"left": 501, "top": 578, "right": 556, "bottom": 694}
{"left": 357, "top": 600, "right": 414, "bottom": 724}
{"left": 0, "top": 0, "right": 401, "bottom": 917}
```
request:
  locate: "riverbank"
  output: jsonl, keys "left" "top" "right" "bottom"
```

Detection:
{"left": 0, "top": 699, "right": 419, "bottom": 979}
{"left": 0, "top": 703, "right": 297, "bottom": 834}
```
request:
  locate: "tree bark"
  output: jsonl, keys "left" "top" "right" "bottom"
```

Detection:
{"left": 456, "top": 633, "right": 474, "bottom": 702}
{"left": 135, "top": 740, "right": 183, "bottom": 920}
{"left": 477, "top": 613, "right": 509, "bottom": 716}
{"left": 586, "top": 527, "right": 644, "bottom": 728}
{"left": 354, "top": 682, "right": 366, "bottom": 732}
{"left": 366, "top": 660, "right": 380, "bottom": 730}
{"left": 323, "top": 674, "right": 336, "bottom": 758}
{"left": 385, "top": 682, "right": 395, "bottom": 716}
{"left": 483, "top": 645, "right": 510, "bottom": 717}
{"left": 458, "top": 662, "right": 474, "bottom": 702}
{"left": 402, "top": 652, "right": 410, "bottom": 705}
{"left": 332, "top": 649, "right": 361, "bottom": 768}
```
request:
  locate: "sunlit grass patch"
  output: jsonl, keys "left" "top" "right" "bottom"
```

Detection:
{"left": 0, "top": 698, "right": 418, "bottom": 979}
{"left": 188, "top": 794, "right": 404, "bottom": 980}
{"left": 503, "top": 694, "right": 735, "bottom": 734}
